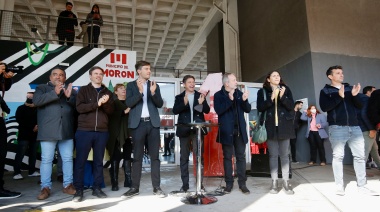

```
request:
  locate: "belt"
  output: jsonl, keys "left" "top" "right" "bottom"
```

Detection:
{"left": 140, "top": 117, "right": 150, "bottom": 122}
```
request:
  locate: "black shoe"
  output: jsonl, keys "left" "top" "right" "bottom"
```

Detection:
{"left": 121, "top": 188, "right": 139, "bottom": 199}
{"left": 224, "top": 185, "right": 233, "bottom": 194}
{"left": 162, "top": 154, "right": 169, "bottom": 156}
{"left": 179, "top": 186, "right": 189, "bottom": 192}
{"left": 0, "top": 189, "right": 21, "bottom": 199}
{"left": 153, "top": 187, "right": 167, "bottom": 198}
{"left": 92, "top": 188, "right": 107, "bottom": 198}
{"left": 72, "top": 190, "right": 83, "bottom": 202}
{"left": 239, "top": 185, "right": 250, "bottom": 195}
{"left": 201, "top": 184, "right": 206, "bottom": 192}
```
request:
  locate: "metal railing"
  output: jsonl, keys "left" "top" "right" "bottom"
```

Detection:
{"left": 0, "top": 10, "right": 133, "bottom": 50}
{"left": 0, "top": 9, "right": 208, "bottom": 78}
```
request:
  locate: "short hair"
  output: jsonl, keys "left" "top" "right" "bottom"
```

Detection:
{"left": 182, "top": 75, "right": 195, "bottom": 83}
{"left": 363, "top": 86, "right": 375, "bottom": 94}
{"left": 295, "top": 100, "right": 303, "bottom": 106}
{"left": 113, "top": 83, "right": 125, "bottom": 93}
{"left": 222, "top": 73, "right": 234, "bottom": 85}
{"left": 66, "top": 2, "right": 73, "bottom": 6}
{"left": 50, "top": 67, "right": 66, "bottom": 77}
{"left": 326, "top": 65, "right": 343, "bottom": 77}
{"left": 88, "top": 66, "right": 104, "bottom": 75}
{"left": 135, "top": 60, "right": 150, "bottom": 74}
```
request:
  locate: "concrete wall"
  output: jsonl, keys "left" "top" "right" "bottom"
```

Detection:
{"left": 237, "top": 0, "right": 380, "bottom": 163}
{"left": 237, "top": 0, "right": 310, "bottom": 82}
{"left": 306, "top": 0, "right": 380, "bottom": 58}
{"left": 207, "top": 21, "right": 225, "bottom": 74}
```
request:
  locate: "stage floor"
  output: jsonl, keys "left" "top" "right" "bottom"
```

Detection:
{"left": 1, "top": 162, "right": 380, "bottom": 211}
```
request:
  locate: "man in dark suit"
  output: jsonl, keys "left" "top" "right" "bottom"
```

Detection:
{"left": 172, "top": 75, "right": 210, "bottom": 192}
{"left": 121, "top": 61, "right": 165, "bottom": 199}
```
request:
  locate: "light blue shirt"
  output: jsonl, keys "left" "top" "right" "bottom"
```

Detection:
{"left": 141, "top": 81, "right": 150, "bottom": 117}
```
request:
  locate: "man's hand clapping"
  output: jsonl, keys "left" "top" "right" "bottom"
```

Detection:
{"left": 98, "top": 94, "right": 109, "bottom": 106}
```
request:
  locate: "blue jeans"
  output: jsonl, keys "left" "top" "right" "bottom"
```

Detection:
{"left": 329, "top": 125, "right": 366, "bottom": 188}
{"left": 40, "top": 139, "right": 74, "bottom": 189}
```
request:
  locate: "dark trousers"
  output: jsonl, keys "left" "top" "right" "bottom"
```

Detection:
{"left": 179, "top": 132, "right": 204, "bottom": 188}
{"left": 131, "top": 120, "right": 160, "bottom": 189}
{"left": 221, "top": 133, "right": 247, "bottom": 187}
{"left": 74, "top": 130, "right": 108, "bottom": 190}
{"left": 14, "top": 140, "right": 39, "bottom": 175}
{"left": 110, "top": 138, "right": 133, "bottom": 162}
{"left": 289, "top": 129, "right": 298, "bottom": 161}
{"left": 164, "top": 138, "right": 171, "bottom": 155}
{"left": 58, "top": 31, "right": 75, "bottom": 46}
{"left": 0, "top": 119, "right": 7, "bottom": 188}
{"left": 308, "top": 131, "right": 326, "bottom": 163}
{"left": 87, "top": 26, "right": 100, "bottom": 48}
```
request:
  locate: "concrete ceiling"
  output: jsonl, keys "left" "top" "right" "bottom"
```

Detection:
{"left": 10, "top": 0, "right": 224, "bottom": 73}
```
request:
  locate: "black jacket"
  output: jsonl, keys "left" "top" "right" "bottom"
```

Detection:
{"left": 15, "top": 104, "right": 37, "bottom": 141}
{"left": 319, "top": 83, "right": 362, "bottom": 126}
{"left": 76, "top": 83, "right": 114, "bottom": 132}
{"left": 257, "top": 85, "right": 295, "bottom": 140}
{"left": 214, "top": 87, "right": 251, "bottom": 145}
{"left": 293, "top": 110, "right": 302, "bottom": 130}
{"left": 172, "top": 90, "right": 210, "bottom": 138}
{"left": 368, "top": 89, "right": 380, "bottom": 126}
{"left": 56, "top": 10, "right": 78, "bottom": 33}
{"left": 356, "top": 94, "right": 374, "bottom": 132}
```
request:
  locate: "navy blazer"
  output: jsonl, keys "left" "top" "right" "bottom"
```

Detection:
{"left": 214, "top": 86, "right": 251, "bottom": 145}
{"left": 126, "top": 79, "right": 163, "bottom": 129}
{"left": 172, "top": 90, "right": 210, "bottom": 137}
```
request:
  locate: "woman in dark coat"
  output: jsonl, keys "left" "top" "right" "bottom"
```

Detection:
{"left": 257, "top": 71, "right": 295, "bottom": 195}
{"left": 107, "top": 83, "right": 132, "bottom": 191}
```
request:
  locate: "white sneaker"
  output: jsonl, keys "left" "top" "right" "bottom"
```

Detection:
{"left": 335, "top": 186, "right": 345, "bottom": 196}
{"left": 358, "top": 186, "right": 380, "bottom": 196}
{"left": 13, "top": 174, "right": 23, "bottom": 180}
{"left": 28, "top": 171, "right": 40, "bottom": 177}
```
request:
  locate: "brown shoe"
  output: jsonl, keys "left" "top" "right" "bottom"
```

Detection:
{"left": 320, "top": 162, "right": 326, "bottom": 166}
{"left": 37, "top": 187, "right": 50, "bottom": 200}
{"left": 63, "top": 184, "right": 76, "bottom": 195}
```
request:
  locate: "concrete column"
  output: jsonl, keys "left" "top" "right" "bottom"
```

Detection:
{"left": 221, "top": 0, "right": 241, "bottom": 80}
{"left": 0, "top": 0, "right": 15, "bottom": 40}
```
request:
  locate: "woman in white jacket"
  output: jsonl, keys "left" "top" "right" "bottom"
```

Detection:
{"left": 301, "top": 105, "right": 328, "bottom": 166}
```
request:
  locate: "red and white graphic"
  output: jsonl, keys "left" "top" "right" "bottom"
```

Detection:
{"left": 110, "top": 52, "right": 127, "bottom": 64}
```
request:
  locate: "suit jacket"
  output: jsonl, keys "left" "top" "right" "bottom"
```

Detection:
{"left": 33, "top": 82, "right": 76, "bottom": 140}
{"left": 172, "top": 90, "right": 210, "bottom": 137}
{"left": 214, "top": 86, "right": 251, "bottom": 145}
{"left": 300, "top": 112, "right": 328, "bottom": 139}
{"left": 126, "top": 79, "right": 163, "bottom": 129}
